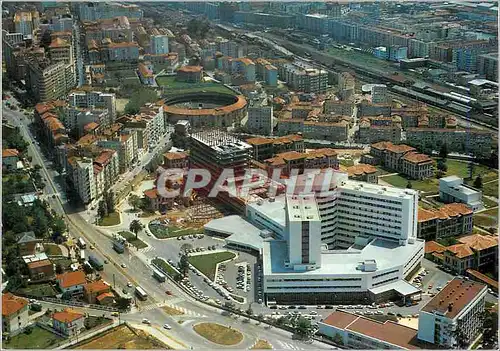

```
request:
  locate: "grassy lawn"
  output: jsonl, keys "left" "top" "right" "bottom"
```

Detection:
{"left": 482, "top": 181, "right": 498, "bottom": 198}
{"left": 16, "top": 283, "right": 58, "bottom": 297}
{"left": 474, "top": 208, "right": 498, "bottom": 228}
{"left": 117, "top": 231, "right": 148, "bottom": 249}
{"left": 151, "top": 258, "right": 179, "bottom": 277}
{"left": 84, "top": 316, "right": 113, "bottom": 331}
{"left": 98, "top": 212, "right": 121, "bottom": 226}
{"left": 483, "top": 196, "right": 498, "bottom": 208}
{"left": 339, "top": 159, "right": 354, "bottom": 167}
{"left": 251, "top": 340, "right": 273, "bottom": 349}
{"left": 4, "top": 326, "right": 65, "bottom": 349}
{"left": 156, "top": 75, "right": 235, "bottom": 95}
{"left": 188, "top": 252, "right": 236, "bottom": 280}
{"left": 442, "top": 159, "right": 498, "bottom": 183}
{"left": 161, "top": 306, "right": 184, "bottom": 315}
{"left": 149, "top": 223, "right": 203, "bottom": 239}
{"left": 193, "top": 323, "right": 243, "bottom": 346}
{"left": 381, "top": 174, "right": 439, "bottom": 193}
{"left": 44, "top": 244, "right": 62, "bottom": 256}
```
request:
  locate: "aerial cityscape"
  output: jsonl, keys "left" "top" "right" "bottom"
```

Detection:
{"left": 1, "top": 1, "right": 498, "bottom": 350}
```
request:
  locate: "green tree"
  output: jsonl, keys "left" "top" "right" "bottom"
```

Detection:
{"left": 104, "top": 191, "right": 115, "bottom": 213}
{"left": 437, "top": 159, "right": 448, "bottom": 172}
{"left": 178, "top": 254, "right": 189, "bottom": 276}
{"left": 436, "top": 170, "right": 446, "bottom": 179}
{"left": 439, "top": 143, "right": 448, "bottom": 159}
{"left": 50, "top": 216, "right": 66, "bottom": 236}
{"left": 32, "top": 207, "right": 49, "bottom": 238}
{"left": 246, "top": 307, "right": 254, "bottom": 316}
{"left": 295, "top": 317, "right": 312, "bottom": 338}
{"left": 406, "top": 180, "right": 413, "bottom": 189}
{"left": 116, "top": 297, "right": 132, "bottom": 311}
{"left": 128, "top": 194, "right": 142, "bottom": 211}
{"left": 482, "top": 309, "right": 498, "bottom": 347}
{"left": 257, "top": 313, "right": 264, "bottom": 322}
{"left": 473, "top": 175, "right": 483, "bottom": 189}
{"left": 124, "top": 89, "right": 159, "bottom": 115}
{"left": 97, "top": 200, "right": 107, "bottom": 219}
{"left": 129, "top": 219, "right": 143, "bottom": 240}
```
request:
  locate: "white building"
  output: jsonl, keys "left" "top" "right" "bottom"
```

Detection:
{"left": 417, "top": 278, "right": 487, "bottom": 348}
{"left": 246, "top": 104, "right": 273, "bottom": 135}
{"left": 439, "top": 176, "right": 483, "bottom": 211}
{"left": 52, "top": 309, "right": 85, "bottom": 337}
{"left": 66, "top": 90, "right": 116, "bottom": 130}
{"left": 150, "top": 34, "right": 169, "bottom": 55}
{"left": 252, "top": 170, "right": 424, "bottom": 304}
{"left": 56, "top": 271, "right": 87, "bottom": 296}
{"left": 2, "top": 293, "right": 29, "bottom": 336}
{"left": 280, "top": 62, "right": 328, "bottom": 94}
{"left": 71, "top": 158, "right": 96, "bottom": 204}
{"left": 285, "top": 195, "right": 322, "bottom": 271}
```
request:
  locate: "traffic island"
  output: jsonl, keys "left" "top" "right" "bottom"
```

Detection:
{"left": 192, "top": 322, "right": 243, "bottom": 346}
{"left": 188, "top": 251, "right": 236, "bottom": 280}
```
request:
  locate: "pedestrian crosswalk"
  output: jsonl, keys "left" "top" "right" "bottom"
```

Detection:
{"left": 139, "top": 246, "right": 155, "bottom": 254}
{"left": 162, "top": 303, "right": 207, "bottom": 318}
{"left": 274, "top": 340, "right": 305, "bottom": 350}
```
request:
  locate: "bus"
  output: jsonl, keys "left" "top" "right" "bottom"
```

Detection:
{"left": 77, "top": 237, "right": 87, "bottom": 249}
{"left": 88, "top": 254, "right": 104, "bottom": 271}
{"left": 79, "top": 250, "right": 85, "bottom": 262}
{"left": 135, "top": 286, "right": 148, "bottom": 300}
{"left": 152, "top": 268, "right": 166, "bottom": 282}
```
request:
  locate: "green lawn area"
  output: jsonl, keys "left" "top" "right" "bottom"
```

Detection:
{"left": 381, "top": 174, "right": 439, "bottom": 193}
{"left": 151, "top": 258, "right": 179, "bottom": 277}
{"left": 474, "top": 208, "right": 498, "bottom": 228}
{"left": 156, "top": 75, "right": 236, "bottom": 95}
{"left": 16, "top": 283, "right": 58, "bottom": 297}
{"left": 117, "top": 231, "right": 148, "bottom": 249}
{"left": 483, "top": 196, "right": 498, "bottom": 208}
{"left": 482, "top": 181, "right": 498, "bottom": 198}
{"left": 339, "top": 159, "right": 354, "bottom": 167}
{"left": 44, "top": 244, "right": 62, "bottom": 256}
{"left": 98, "top": 212, "right": 121, "bottom": 226}
{"left": 188, "top": 252, "right": 236, "bottom": 280}
{"left": 193, "top": 323, "right": 243, "bottom": 346}
{"left": 443, "top": 159, "right": 498, "bottom": 183}
{"left": 4, "top": 326, "right": 65, "bottom": 349}
{"left": 149, "top": 223, "right": 203, "bottom": 239}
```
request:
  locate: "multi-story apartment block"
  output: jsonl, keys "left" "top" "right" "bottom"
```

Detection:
{"left": 68, "top": 157, "right": 96, "bottom": 203}
{"left": 76, "top": 2, "right": 143, "bottom": 21}
{"left": 2, "top": 293, "right": 29, "bottom": 336}
{"left": 358, "top": 120, "right": 402, "bottom": 144}
{"left": 418, "top": 278, "right": 487, "bottom": 348}
{"left": 439, "top": 176, "right": 483, "bottom": 211}
{"left": 219, "top": 39, "right": 242, "bottom": 58}
{"left": 97, "top": 131, "right": 138, "bottom": 173}
{"left": 149, "top": 32, "right": 170, "bottom": 55}
{"left": 163, "top": 152, "right": 189, "bottom": 169}
{"left": 406, "top": 128, "right": 493, "bottom": 159}
{"left": 357, "top": 101, "right": 391, "bottom": 117}
{"left": 231, "top": 58, "right": 256, "bottom": 83}
{"left": 323, "top": 100, "right": 354, "bottom": 116}
{"left": 417, "top": 203, "right": 473, "bottom": 241}
{"left": 13, "top": 10, "right": 39, "bottom": 36}
{"left": 337, "top": 72, "right": 355, "bottom": 101}
{"left": 48, "top": 37, "right": 74, "bottom": 65}
{"left": 25, "top": 58, "right": 76, "bottom": 102}
{"left": 246, "top": 135, "right": 304, "bottom": 162}
{"left": 264, "top": 148, "right": 338, "bottom": 176}
{"left": 264, "top": 64, "right": 278, "bottom": 86}
{"left": 280, "top": 63, "right": 328, "bottom": 94}
{"left": 83, "top": 16, "right": 133, "bottom": 45}
{"left": 477, "top": 52, "right": 498, "bottom": 82}
{"left": 277, "top": 119, "right": 348, "bottom": 142}
{"left": 176, "top": 65, "right": 203, "bottom": 83}
{"left": 247, "top": 103, "right": 273, "bottom": 135}
{"left": 66, "top": 90, "right": 116, "bottom": 131}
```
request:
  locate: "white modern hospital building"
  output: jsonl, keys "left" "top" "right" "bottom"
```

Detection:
{"left": 246, "top": 170, "right": 425, "bottom": 304}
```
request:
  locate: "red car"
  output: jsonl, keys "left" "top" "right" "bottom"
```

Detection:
{"left": 166, "top": 290, "right": 173, "bottom": 295}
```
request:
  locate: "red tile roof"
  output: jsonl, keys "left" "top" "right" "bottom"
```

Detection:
{"left": 424, "top": 241, "right": 447, "bottom": 254}
{"left": 144, "top": 188, "right": 158, "bottom": 199}
{"left": 446, "top": 243, "right": 475, "bottom": 258}
{"left": 178, "top": 65, "right": 202, "bottom": 73}
{"left": 458, "top": 234, "right": 498, "bottom": 251}
{"left": 27, "top": 259, "right": 53, "bottom": 270}
{"left": 402, "top": 152, "right": 433, "bottom": 164}
{"left": 164, "top": 152, "right": 188, "bottom": 160}
{"left": 56, "top": 271, "right": 86, "bottom": 288}
{"left": 2, "top": 149, "right": 20, "bottom": 158}
{"left": 96, "top": 292, "right": 114, "bottom": 302}
{"left": 2, "top": 293, "right": 28, "bottom": 317}
{"left": 84, "top": 280, "right": 110, "bottom": 294}
{"left": 94, "top": 150, "right": 115, "bottom": 166}
{"left": 52, "top": 309, "right": 84, "bottom": 323}
{"left": 421, "top": 278, "right": 486, "bottom": 319}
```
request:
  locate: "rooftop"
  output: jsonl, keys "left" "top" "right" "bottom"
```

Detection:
{"left": 344, "top": 163, "right": 378, "bottom": 177}
{"left": 178, "top": 65, "right": 203, "bottom": 73}
{"left": 424, "top": 241, "right": 447, "bottom": 254}
{"left": 3, "top": 148, "right": 20, "bottom": 158}
{"left": 56, "top": 271, "right": 86, "bottom": 288}
{"left": 321, "top": 310, "right": 420, "bottom": 349}
{"left": 164, "top": 151, "right": 188, "bottom": 161}
{"left": 27, "top": 259, "right": 53, "bottom": 270}
{"left": 402, "top": 152, "right": 433, "bottom": 164}
{"left": 84, "top": 279, "right": 110, "bottom": 293}
{"left": 53, "top": 309, "right": 84, "bottom": 323}
{"left": 421, "top": 278, "right": 487, "bottom": 319}
{"left": 457, "top": 234, "right": 498, "bottom": 251}
{"left": 204, "top": 215, "right": 265, "bottom": 251}
{"left": 2, "top": 293, "right": 28, "bottom": 317}
{"left": 418, "top": 203, "right": 473, "bottom": 222}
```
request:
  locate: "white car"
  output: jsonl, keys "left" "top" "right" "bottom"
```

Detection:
{"left": 127, "top": 282, "right": 132, "bottom": 287}
{"left": 121, "top": 263, "right": 127, "bottom": 268}
{"left": 163, "top": 323, "right": 172, "bottom": 329}
{"left": 142, "top": 318, "right": 151, "bottom": 324}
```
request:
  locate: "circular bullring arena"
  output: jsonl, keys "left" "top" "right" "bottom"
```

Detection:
{"left": 163, "top": 92, "right": 247, "bottom": 128}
